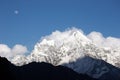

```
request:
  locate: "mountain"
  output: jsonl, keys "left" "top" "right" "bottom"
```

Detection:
{"left": 64, "top": 56, "right": 120, "bottom": 80}
{"left": 11, "top": 28, "right": 120, "bottom": 79}
{"left": 0, "top": 57, "right": 96, "bottom": 80}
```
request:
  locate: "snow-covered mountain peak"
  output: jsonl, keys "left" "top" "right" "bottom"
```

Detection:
{"left": 39, "top": 29, "right": 91, "bottom": 47}
{"left": 11, "top": 28, "right": 120, "bottom": 78}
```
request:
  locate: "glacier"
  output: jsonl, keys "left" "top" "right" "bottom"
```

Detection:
{"left": 11, "top": 28, "right": 120, "bottom": 78}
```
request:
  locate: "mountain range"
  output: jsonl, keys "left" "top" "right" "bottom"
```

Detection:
{"left": 1, "top": 28, "right": 120, "bottom": 80}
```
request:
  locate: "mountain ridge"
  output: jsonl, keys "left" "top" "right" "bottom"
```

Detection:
{"left": 0, "top": 56, "right": 96, "bottom": 80}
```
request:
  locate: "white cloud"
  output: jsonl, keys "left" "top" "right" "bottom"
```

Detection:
{"left": 87, "top": 31, "right": 105, "bottom": 47}
{"left": 12, "top": 44, "right": 28, "bottom": 55}
{"left": 0, "top": 44, "right": 28, "bottom": 60}
{"left": 104, "top": 37, "right": 120, "bottom": 48}
{"left": 0, "top": 44, "right": 11, "bottom": 58}
{"left": 87, "top": 31, "right": 120, "bottom": 48}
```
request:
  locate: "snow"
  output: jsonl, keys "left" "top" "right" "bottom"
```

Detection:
{"left": 11, "top": 28, "right": 120, "bottom": 78}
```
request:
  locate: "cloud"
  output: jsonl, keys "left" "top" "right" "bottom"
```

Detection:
{"left": 0, "top": 44, "right": 28, "bottom": 60}
{"left": 104, "top": 37, "right": 120, "bottom": 48}
{"left": 87, "top": 31, "right": 120, "bottom": 48}
{"left": 12, "top": 44, "right": 28, "bottom": 55}
{"left": 0, "top": 44, "right": 11, "bottom": 58}
{"left": 87, "top": 31, "right": 105, "bottom": 47}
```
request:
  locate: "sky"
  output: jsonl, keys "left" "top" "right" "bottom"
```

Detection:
{"left": 0, "top": 0, "right": 120, "bottom": 52}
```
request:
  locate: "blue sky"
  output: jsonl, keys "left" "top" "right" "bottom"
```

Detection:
{"left": 0, "top": 0, "right": 120, "bottom": 51}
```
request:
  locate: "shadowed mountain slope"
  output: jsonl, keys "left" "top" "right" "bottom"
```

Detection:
{"left": 63, "top": 56, "right": 120, "bottom": 80}
{"left": 0, "top": 57, "right": 96, "bottom": 80}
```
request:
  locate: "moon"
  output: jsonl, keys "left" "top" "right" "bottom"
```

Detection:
{"left": 14, "top": 10, "right": 19, "bottom": 14}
